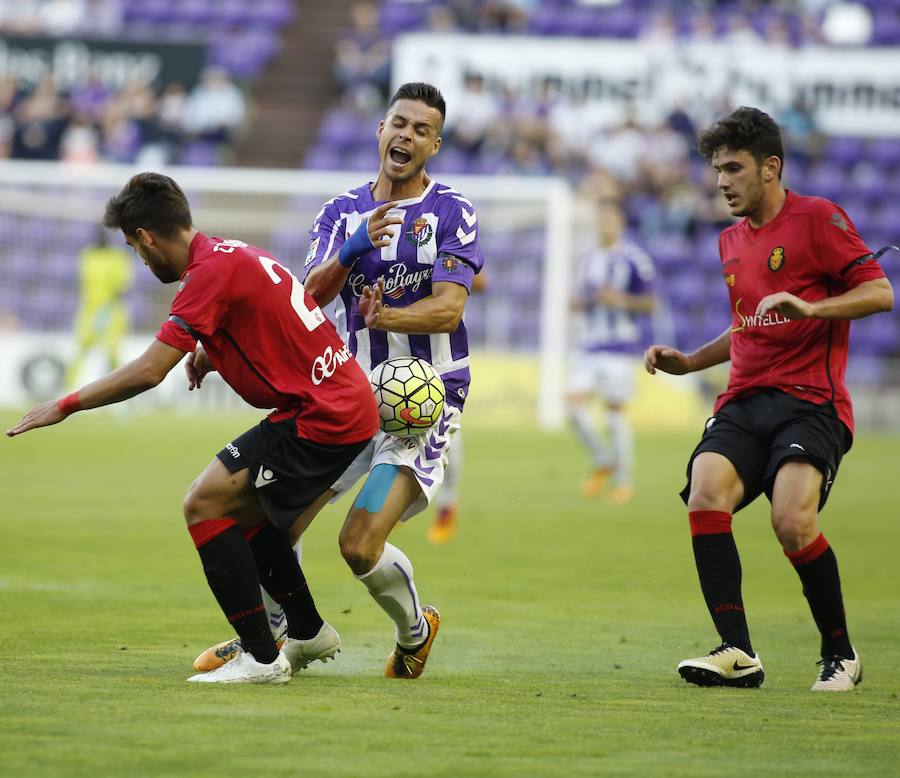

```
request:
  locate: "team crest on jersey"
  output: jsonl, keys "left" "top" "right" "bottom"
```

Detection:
{"left": 724, "top": 273, "right": 736, "bottom": 287}
{"left": 768, "top": 246, "right": 785, "bottom": 271}
{"left": 406, "top": 216, "right": 433, "bottom": 246}
{"left": 177, "top": 272, "right": 191, "bottom": 293}
{"left": 441, "top": 254, "right": 461, "bottom": 273}
{"left": 830, "top": 212, "right": 849, "bottom": 231}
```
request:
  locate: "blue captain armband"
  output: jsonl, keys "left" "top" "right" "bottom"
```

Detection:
{"left": 338, "top": 219, "right": 376, "bottom": 268}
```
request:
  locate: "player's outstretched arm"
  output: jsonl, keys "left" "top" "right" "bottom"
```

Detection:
{"left": 756, "top": 278, "right": 893, "bottom": 320}
{"left": 645, "top": 328, "right": 731, "bottom": 375}
{"left": 361, "top": 280, "right": 467, "bottom": 334}
{"left": 304, "top": 202, "right": 403, "bottom": 307}
{"left": 6, "top": 340, "right": 186, "bottom": 437}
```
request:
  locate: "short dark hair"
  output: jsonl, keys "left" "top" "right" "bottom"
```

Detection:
{"left": 103, "top": 172, "right": 193, "bottom": 238}
{"left": 698, "top": 106, "right": 784, "bottom": 176}
{"left": 388, "top": 82, "right": 446, "bottom": 127}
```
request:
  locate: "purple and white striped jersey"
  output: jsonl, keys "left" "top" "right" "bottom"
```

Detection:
{"left": 303, "top": 179, "right": 484, "bottom": 410}
{"left": 575, "top": 239, "right": 655, "bottom": 354}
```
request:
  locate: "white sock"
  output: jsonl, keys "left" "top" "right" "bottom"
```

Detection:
{"left": 607, "top": 409, "right": 634, "bottom": 486}
{"left": 356, "top": 543, "right": 427, "bottom": 648}
{"left": 261, "top": 588, "right": 286, "bottom": 640}
{"left": 568, "top": 406, "right": 610, "bottom": 469}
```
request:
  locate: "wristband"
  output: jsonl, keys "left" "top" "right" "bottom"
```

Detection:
{"left": 57, "top": 391, "right": 82, "bottom": 416}
{"left": 338, "top": 218, "right": 376, "bottom": 268}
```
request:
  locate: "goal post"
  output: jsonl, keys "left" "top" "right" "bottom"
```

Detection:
{"left": 0, "top": 160, "right": 574, "bottom": 427}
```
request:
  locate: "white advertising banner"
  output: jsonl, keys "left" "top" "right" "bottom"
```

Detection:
{"left": 0, "top": 332, "right": 253, "bottom": 411}
{"left": 393, "top": 33, "right": 900, "bottom": 137}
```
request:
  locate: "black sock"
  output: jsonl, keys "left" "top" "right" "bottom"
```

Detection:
{"left": 246, "top": 521, "right": 324, "bottom": 640}
{"left": 689, "top": 511, "right": 753, "bottom": 654}
{"left": 785, "top": 533, "right": 852, "bottom": 659}
{"left": 189, "top": 519, "right": 278, "bottom": 664}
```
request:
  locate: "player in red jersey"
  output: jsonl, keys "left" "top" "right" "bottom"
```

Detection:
{"left": 644, "top": 108, "right": 893, "bottom": 691}
{"left": 6, "top": 173, "right": 379, "bottom": 684}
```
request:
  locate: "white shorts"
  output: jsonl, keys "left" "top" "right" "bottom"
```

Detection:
{"left": 567, "top": 351, "right": 637, "bottom": 406}
{"left": 329, "top": 405, "right": 462, "bottom": 521}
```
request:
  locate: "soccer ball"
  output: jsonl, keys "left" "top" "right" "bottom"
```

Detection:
{"left": 370, "top": 357, "right": 445, "bottom": 437}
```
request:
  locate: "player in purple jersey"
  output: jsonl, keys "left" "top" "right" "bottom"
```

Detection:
{"left": 196, "top": 83, "right": 484, "bottom": 679}
{"left": 567, "top": 201, "right": 656, "bottom": 504}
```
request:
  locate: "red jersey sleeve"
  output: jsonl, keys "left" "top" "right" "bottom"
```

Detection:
{"left": 156, "top": 259, "right": 230, "bottom": 352}
{"left": 812, "top": 201, "right": 886, "bottom": 287}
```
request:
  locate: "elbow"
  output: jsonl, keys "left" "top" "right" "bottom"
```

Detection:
{"left": 439, "top": 308, "right": 464, "bottom": 333}
{"left": 882, "top": 287, "right": 894, "bottom": 313}
{"left": 138, "top": 362, "right": 168, "bottom": 390}
{"left": 304, "top": 275, "right": 324, "bottom": 304}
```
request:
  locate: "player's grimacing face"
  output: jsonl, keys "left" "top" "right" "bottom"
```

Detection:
{"left": 711, "top": 147, "right": 768, "bottom": 218}
{"left": 377, "top": 99, "right": 442, "bottom": 182}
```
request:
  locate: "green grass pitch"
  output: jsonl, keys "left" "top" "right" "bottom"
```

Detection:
{"left": 1, "top": 410, "right": 899, "bottom": 777}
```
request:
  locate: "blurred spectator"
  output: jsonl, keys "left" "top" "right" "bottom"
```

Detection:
{"left": 156, "top": 82, "right": 188, "bottom": 158}
{"left": 60, "top": 112, "right": 100, "bottom": 164}
{"left": 12, "top": 74, "right": 68, "bottom": 160}
{"left": 444, "top": 74, "right": 498, "bottom": 155}
{"left": 182, "top": 67, "right": 246, "bottom": 144}
{"left": 334, "top": 0, "right": 392, "bottom": 103}
{"left": 588, "top": 109, "right": 646, "bottom": 188}
{"left": 778, "top": 94, "right": 823, "bottom": 166}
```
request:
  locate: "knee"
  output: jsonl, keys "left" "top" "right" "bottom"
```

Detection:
{"left": 686, "top": 482, "right": 732, "bottom": 513}
{"left": 771, "top": 508, "right": 817, "bottom": 552}
{"left": 339, "top": 525, "right": 382, "bottom": 576}
{"left": 182, "top": 478, "right": 207, "bottom": 526}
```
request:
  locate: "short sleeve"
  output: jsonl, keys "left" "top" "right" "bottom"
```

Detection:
{"left": 813, "top": 203, "right": 885, "bottom": 287}
{"left": 156, "top": 261, "right": 228, "bottom": 352}
{"left": 434, "top": 195, "right": 484, "bottom": 290}
{"left": 302, "top": 201, "right": 345, "bottom": 280}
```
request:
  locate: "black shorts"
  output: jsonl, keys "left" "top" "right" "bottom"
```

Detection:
{"left": 216, "top": 418, "right": 371, "bottom": 531}
{"left": 680, "top": 389, "right": 852, "bottom": 513}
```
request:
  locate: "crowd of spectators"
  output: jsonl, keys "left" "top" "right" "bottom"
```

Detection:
{"left": 0, "top": 67, "right": 246, "bottom": 165}
{"left": 0, "top": 0, "right": 296, "bottom": 165}
{"left": 316, "top": 0, "right": 900, "bottom": 364}
{"left": 319, "top": 0, "right": 892, "bottom": 246}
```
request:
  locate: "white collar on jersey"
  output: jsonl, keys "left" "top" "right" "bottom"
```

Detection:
{"left": 370, "top": 177, "right": 437, "bottom": 208}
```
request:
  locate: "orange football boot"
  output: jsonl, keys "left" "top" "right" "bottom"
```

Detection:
{"left": 385, "top": 606, "right": 441, "bottom": 679}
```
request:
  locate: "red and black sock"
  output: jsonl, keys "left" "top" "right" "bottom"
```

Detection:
{"left": 189, "top": 519, "right": 278, "bottom": 664}
{"left": 244, "top": 521, "right": 324, "bottom": 640}
{"left": 689, "top": 510, "right": 753, "bottom": 654}
{"left": 785, "top": 533, "right": 852, "bottom": 659}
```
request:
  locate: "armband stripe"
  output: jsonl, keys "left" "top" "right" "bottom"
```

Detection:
{"left": 169, "top": 315, "right": 200, "bottom": 339}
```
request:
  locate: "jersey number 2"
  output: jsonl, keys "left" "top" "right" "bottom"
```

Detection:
{"left": 258, "top": 257, "right": 326, "bottom": 331}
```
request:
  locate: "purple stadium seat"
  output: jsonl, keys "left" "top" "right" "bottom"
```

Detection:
{"left": 528, "top": 6, "right": 562, "bottom": 35}
{"left": 868, "top": 137, "right": 900, "bottom": 168}
{"left": 806, "top": 164, "right": 848, "bottom": 202}
{"left": 179, "top": 141, "right": 220, "bottom": 166}
{"left": 427, "top": 146, "right": 469, "bottom": 175}
{"left": 255, "top": 0, "right": 294, "bottom": 27}
{"left": 379, "top": 1, "right": 429, "bottom": 34}
{"left": 826, "top": 136, "right": 865, "bottom": 168}
{"left": 303, "top": 145, "right": 343, "bottom": 171}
